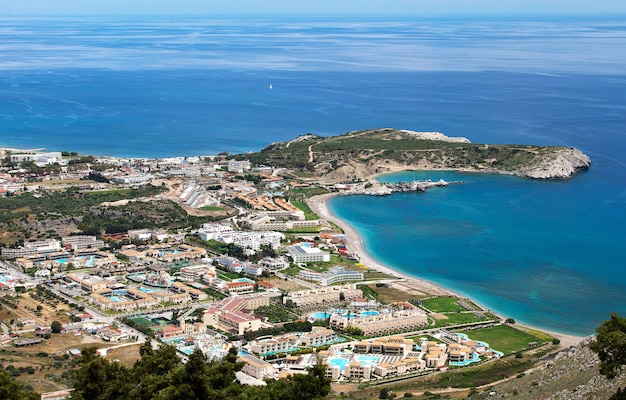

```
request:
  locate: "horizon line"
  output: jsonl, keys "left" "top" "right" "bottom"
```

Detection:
{"left": 2, "top": 11, "right": 626, "bottom": 18}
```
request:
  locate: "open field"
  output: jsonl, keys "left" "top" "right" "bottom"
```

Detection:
{"left": 456, "top": 324, "right": 550, "bottom": 355}
{"left": 365, "top": 283, "right": 418, "bottom": 304}
{"left": 420, "top": 296, "right": 469, "bottom": 313}
{"left": 0, "top": 331, "right": 140, "bottom": 394}
{"left": 433, "top": 312, "right": 496, "bottom": 328}
{"left": 263, "top": 276, "right": 309, "bottom": 292}
{"left": 0, "top": 292, "right": 72, "bottom": 327}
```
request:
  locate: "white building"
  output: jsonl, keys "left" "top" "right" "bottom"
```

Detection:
{"left": 197, "top": 223, "right": 234, "bottom": 241}
{"left": 110, "top": 174, "right": 152, "bottom": 184}
{"left": 10, "top": 151, "right": 63, "bottom": 166}
{"left": 1, "top": 239, "right": 61, "bottom": 259}
{"left": 286, "top": 243, "right": 330, "bottom": 263}
{"left": 62, "top": 235, "right": 104, "bottom": 250}
{"left": 298, "top": 266, "right": 363, "bottom": 286}
{"left": 258, "top": 256, "right": 290, "bottom": 271}
{"left": 209, "top": 231, "right": 284, "bottom": 254}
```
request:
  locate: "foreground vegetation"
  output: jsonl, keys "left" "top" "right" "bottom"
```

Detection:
{"left": 69, "top": 343, "right": 330, "bottom": 400}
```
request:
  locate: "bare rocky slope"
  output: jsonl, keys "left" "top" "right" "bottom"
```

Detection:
{"left": 483, "top": 337, "right": 626, "bottom": 400}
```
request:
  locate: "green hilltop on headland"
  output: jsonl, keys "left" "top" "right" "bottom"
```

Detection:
{"left": 240, "top": 128, "right": 591, "bottom": 181}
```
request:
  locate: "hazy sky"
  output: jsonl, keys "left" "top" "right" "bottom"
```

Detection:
{"left": 2, "top": 0, "right": 626, "bottom": 16}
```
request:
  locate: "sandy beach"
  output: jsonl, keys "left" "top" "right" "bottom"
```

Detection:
{"left": 307, "top": 191, "right": 584, "bottom": 348}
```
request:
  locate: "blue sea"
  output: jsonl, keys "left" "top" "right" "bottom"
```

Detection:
{"left": 1, "top": 15, "right": 625, "bottom": 335}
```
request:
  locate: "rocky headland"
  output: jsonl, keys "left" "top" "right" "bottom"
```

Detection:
{"left": 244, "top": 128, "right": 591, "bottom": 181}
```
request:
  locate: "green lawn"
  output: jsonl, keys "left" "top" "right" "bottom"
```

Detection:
{"left": 217, "top": 269, "right": 241, "bottom": 280}
{"left": 457, "top": 324, "right": 548, "bottom": 355}
{"left": 130, "top": 317, "right": 154, "bottom": 329}
{"left": 290, "top": 200, "right": 319, "bottom": 220}
{"left": 433, "top": 312, "right": 496, "bottom": 328}
{"left": 281, "top": 266, "right": 301, "bottom": 277}
{"left": 421, "top": 296, "right": 468, "bottom": 313}
{"left": 199, "top": 205, "right": 224, "bottom": 211}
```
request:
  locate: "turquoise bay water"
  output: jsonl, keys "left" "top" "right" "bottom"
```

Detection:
{"left": 1, "top": 16, "right": 625, "bottom": 336}
{"left": 330, "top": 168, "right": 625, "bottom": 336}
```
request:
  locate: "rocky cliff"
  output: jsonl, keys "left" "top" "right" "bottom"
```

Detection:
{"left": 514, "top": 147, "right": 591, "bottom": 179}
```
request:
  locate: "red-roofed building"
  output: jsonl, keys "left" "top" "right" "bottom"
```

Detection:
{"left": 257, "top": 281, "right": 275, "bottom": 290}
{"left": 225, "top": 281, "right": 255, "bottom": 295}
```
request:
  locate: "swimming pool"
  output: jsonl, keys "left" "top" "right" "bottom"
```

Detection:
{"left": 309, "top": 310, "right": 379, "bottom": 321}
{"left": 138, "top": 287, "right": 160, "bottom": 293}
{"left": 355, "top": 354, "right": 381, "bottom": 365}
{"left": 233, "top": 278, "right": 255, "bottom": 284}
{"left": 108, "top": 296, "right": 123, "bottom": 302}
{"left": 310, "top": 312, "right": 332, "bottom": 320}
{"left": 328, "top": 357, "right": 349, "bottom": 370}
{"left": 449, "top": 352, "right": 481, "bottom": 367}
{"left": 360, "top": 310, "right": 379, "bottom": 317}
{"left": 328, "top": 354, "right": 381, "bottom": 371}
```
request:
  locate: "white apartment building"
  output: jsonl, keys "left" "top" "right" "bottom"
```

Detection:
{"left": 228, "top": 160, "right": 251, "bottom": 174}
{"left": 249, "top": 327, "right": 336, "bottom": 356}
{"left": 10, "top": 151, "right": 63, "bottom": 166}
{"left": 283, "top": 285, "right": 362, "bottom": 308}
{"left": 210, "top": 231, "right": 284, "bottom": 253}
{"left": 179, "top": 264, "right": 216, "bottom": 282}
{"left": 258, "top": 256, "right": 289, "bottom": 271}
{"left": 197, "top": 223, "right": 234, "bottom": 241}
{"left": 286, "top": 243, "right": 330, "bottom": 263}
{"left": 1, "top": 239, "right": 61, "bottom": 259}
{"left": 127, "top": 229, "right": 153, "bottom": 241}
{"left": 62, "top": 235, "right": 104, "bottom": 250}
{"left": 298, "top": 266, "right": 363, "bottom": 286}
{"left": 110, "top": 174, "right": 152, "bottom": 184}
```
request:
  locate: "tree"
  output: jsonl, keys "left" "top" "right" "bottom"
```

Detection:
{"left": 0, "top": 369, "right": 39, "bottom": 400}
{"left": 50, "top": 320, "right": 62, "bottom": 333}
{"left": 70, "top": 347, "right": 131, "bottom": 400}
{"left": 69, "top": 343, "right": 331, "bottom": 400}
{"left": 590, "top": 312, "right": 626, "bottom": 379}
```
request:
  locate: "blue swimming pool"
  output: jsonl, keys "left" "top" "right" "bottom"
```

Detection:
{"left": 139, "top": 287, "right": 160, "bottom": 293}
{"left": 360, "top": 310, "right": 379, "bottom": 317}
{"left": 328, "top": 354, "right": 381, "bottom": 371}
{"left": 328, "top": 357, "right": 349, "bottom": 370}
{"left": 310, "top": 310, "right": 379, "bottom": 321}
{"left": 355, "top": 354, "right": 381, "bottom": 365}
{"left": 449, "top": 352, "right": 481, "bottom": 367}
{"left": 310, "top": 312, "right": 332, "bottom": 320}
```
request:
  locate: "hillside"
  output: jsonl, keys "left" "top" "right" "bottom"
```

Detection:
{"left": 484, "top": 337, "right": 626, "bottom": 400}
{"left": 242, "top": 128, "right": 590, "bottom": 180}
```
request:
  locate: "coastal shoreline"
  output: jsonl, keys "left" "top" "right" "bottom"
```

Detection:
{"left": 307, "top": 190, "right": 585, "bottom": 348}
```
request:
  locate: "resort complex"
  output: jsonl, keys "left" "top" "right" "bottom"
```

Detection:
{"left": 0, "top": 145, "right": 570, "bottom": 397}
